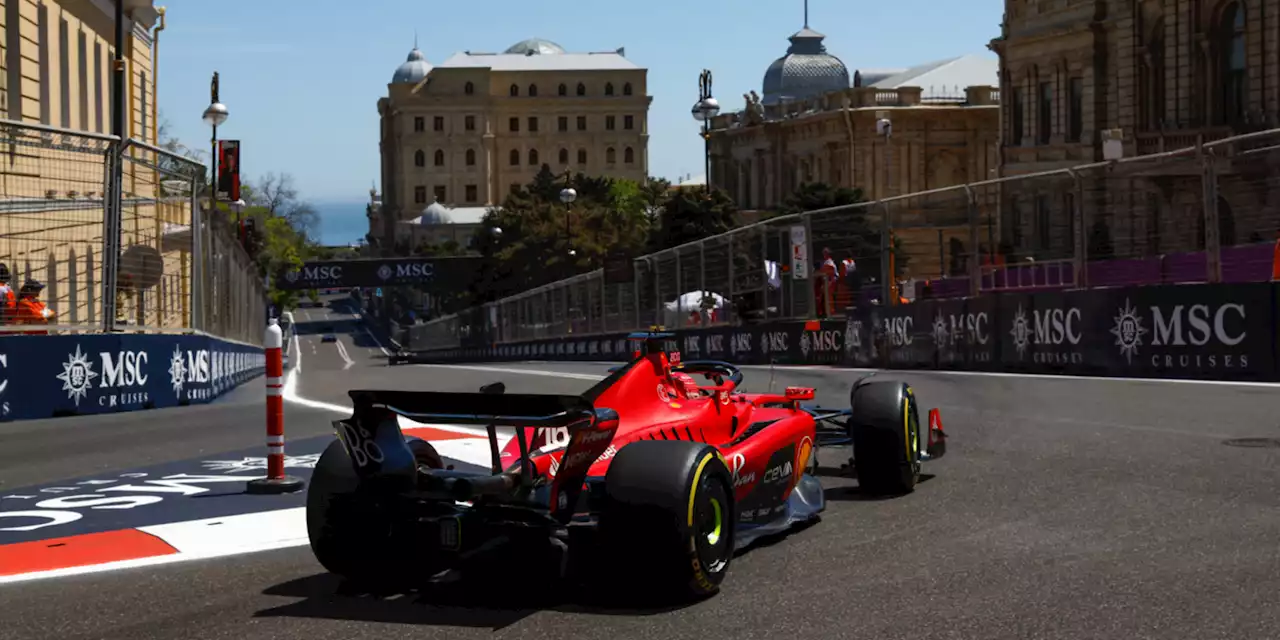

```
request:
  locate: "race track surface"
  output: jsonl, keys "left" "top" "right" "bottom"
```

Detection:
{"left": 3, "top": 295, "right": 1280, "bottom": 639}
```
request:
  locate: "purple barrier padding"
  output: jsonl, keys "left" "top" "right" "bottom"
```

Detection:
{"left": 918, "top": 241, "right": 1275, "bottom": 300}
{"left": 1161, "top": 251, "right": 1207, "bottom": 283}
{"left": 1222, "top": 243, "right": 1275, "bottom": 282}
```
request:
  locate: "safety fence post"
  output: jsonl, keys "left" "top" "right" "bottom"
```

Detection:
{"left": 247, "top": 318, "right": 305, "bottom": 494}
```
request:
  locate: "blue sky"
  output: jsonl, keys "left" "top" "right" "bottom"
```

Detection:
{"left": 159, "top": 0, "right": 1003, "bottom": 205}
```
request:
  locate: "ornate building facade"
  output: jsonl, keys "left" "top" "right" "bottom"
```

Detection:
{"left": 705, "top": 18, "right": 1000, "bottom": 279}
{"left": 372, "top": 37, "right": 651, "bottom": 247}
{"left": 989, "top": 0, "right": 1277, "bottom": 263}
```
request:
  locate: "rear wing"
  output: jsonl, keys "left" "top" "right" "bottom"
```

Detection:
{"left": 348, "top": 389, "right": 595, "bottom": 428}
{"left": 339, "top": 388, "right": 617, "bottom": 510}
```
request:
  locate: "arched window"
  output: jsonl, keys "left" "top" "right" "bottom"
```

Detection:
{"left": 528, "top": 84, "right": 538, "bottom": 97}
{"left": 558, "top": 83, "right": 567, "bottom": 96}
{"left": 577, "top": 149, "right": 587, "bottom": 164}
{"left": 605, "top": 82, "right": 614, "bottom": 96}
{"left": 623, "top": 82, "right": 633, "bottom": 96}
{"left": 434, "top": 149, "right": 445, "bottom": 166}
{"left": 576, "top": 82, "right": 586, "bottom": 96}
{"left": 606, "top": 147, "right": 616, "bottom": 163}
{"left": 464, "top": 81, "right": 474, "bottom": 95}
{"left": 509, "top": 84, "right": 519, "bottom": 97}
{"left": 624, "top": 147, "right": 634, "bottom": 164}
{"left": 528, "top": 149, "right": 539, "bottom": 165}
{"left": 414, "top": 150, "right": 425, "bottom": 167}
{"left": 466, "top": 149, "right": 476, "bottom": 166}
{"left": 559, "top": 148, "right": 569, "bottom": 164}
{"left": 509, "top": 149, "right": 520, "bottom": 165}
{"left": 1141, "top": 20, "right": 1166, "bottom": 129}
{"left": 1217, "top": 2, "right": 1246, "bottom": 124}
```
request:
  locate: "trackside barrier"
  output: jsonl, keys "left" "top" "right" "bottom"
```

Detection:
{"left": 246, "top": 319, "right": 304, "bottom": 495}
{"left": 403, "top": 282, "right": 1279, "bottom": 383}
{"left": 0, "top": 333, "right": 265, "bottom": 422}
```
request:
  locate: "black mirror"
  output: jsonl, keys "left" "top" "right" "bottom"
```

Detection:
{"left": 480, "top": 382, "right": 506, "bottom": 395}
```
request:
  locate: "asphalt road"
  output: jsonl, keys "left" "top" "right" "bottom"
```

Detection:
{"left": 3, "top": 295, "right": 1280, "bottom": 639}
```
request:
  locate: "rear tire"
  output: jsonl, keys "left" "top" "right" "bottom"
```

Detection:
{"left": 306, "top": 439, "right": 390, "bottom": 582}
{"left": 306, "top": 437, "right": 442, "bottom": 583}
{"left": 849, "top": 380, "right": 921, "bottom": 495}
{"left": 600, "top": 441, "right": 735, "bottom": 602}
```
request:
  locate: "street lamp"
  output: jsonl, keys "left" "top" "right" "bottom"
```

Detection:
{"left": 203, "top": 72, "right": 229, "bottom": 218}
{"left": 875, "top": 111, "right": 894, "bottom": 306}
{"left": 693, "top": 69, "right": 720, "bottom": 194}
{"left": 559, "top": 173, "right": 577, "bottom": 264}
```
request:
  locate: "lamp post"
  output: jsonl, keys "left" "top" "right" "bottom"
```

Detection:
{"left": 559, "top": 172, "right": 577, "bottom": 282}
{"left": 559, "top": 171, "right": 577, "bottom": 256}
{"left": 692, "top": 70, "right": 720, "bottom": 195}
{"left": 875, "top": 112, "right": 894, "bottom": 306}
{"left": 231, "top": 198, "right": 247, "bottom": 246}
{"left": 203, "top": 72, "right": 229, "bottom": 222}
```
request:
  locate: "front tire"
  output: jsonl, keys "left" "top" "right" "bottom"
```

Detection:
{"left": 600, "top": 441, "right": 735, "bottom": 601}
{"left": 849, "top": 380, "right": 921, "bottom": 495}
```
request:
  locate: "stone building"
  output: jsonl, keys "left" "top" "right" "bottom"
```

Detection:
{"left": 0, "top": 1, "right": 177, "bottom": 328}
{"left": 373, "top": 37, "right": 652, "bottom": 248}
{"left": 705, "top": 15, "right": 1000, "bottom": 279}
{"left": 989, "top": 0, "right": 1278, "bottom": 263}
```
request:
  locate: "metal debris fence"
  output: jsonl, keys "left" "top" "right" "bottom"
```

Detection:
{"left": 418, "top": 126, "right": 1280, "bottom": 350}
{"left": 414, "top": 124, "right": 1280, "bottom": 350}
{"left": 0, "top": 119, "right": 265, "bottom": 344}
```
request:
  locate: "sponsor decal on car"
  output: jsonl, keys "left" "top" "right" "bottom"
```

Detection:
{"left": 727, "top": 453, "right": 755, "bottom": 489}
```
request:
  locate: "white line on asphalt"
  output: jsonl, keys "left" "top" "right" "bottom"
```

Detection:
{"left": 334, "top": 339, "right": 354, "bottom": 370}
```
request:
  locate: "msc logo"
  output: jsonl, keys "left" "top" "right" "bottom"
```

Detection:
{"left": 394, "top": 262, "right": 434, "bottom": 279}
{"left": 296, "top": 265, "right": 343, "bottom": 282}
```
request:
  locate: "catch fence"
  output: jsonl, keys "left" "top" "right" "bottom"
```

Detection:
{"left": 412, "top": 126, "right": 1280, "bottom": 350}
{"left": 0, "top": 119, "right": 265, "bottom": 344}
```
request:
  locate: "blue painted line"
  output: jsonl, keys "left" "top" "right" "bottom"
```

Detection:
{"left": 0, "top": 433, "right": 482, "bottom": 545}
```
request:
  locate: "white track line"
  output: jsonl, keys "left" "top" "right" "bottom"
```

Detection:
{"left": 0, "top": 508, "right": 311, "bottom": 586}
{"left": 334, "top": 339, "right": 354, "bottom": 370}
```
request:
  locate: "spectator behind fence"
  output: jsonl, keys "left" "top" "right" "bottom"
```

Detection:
{"left": 0, "top": 263, "right": 15, "bottom": 324}
{"left": 14, "top": 279, "right": 55, "bottom": 334}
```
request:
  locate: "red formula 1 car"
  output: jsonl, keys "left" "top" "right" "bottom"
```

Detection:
{"left": 307, "top": 332, "right": 947, "bottom": 601}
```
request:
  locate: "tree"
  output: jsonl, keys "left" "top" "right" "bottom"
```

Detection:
{"left": 249, "top": 172, "right": 320, "bottom": 240}
{"left": 647, "top": 186, "right": 737, "bottom": 252}
{"left": 154, "top": 110, "right": 208, "bottom": 187}
{"left": 472, "top": 168, "right": 655, "bottom": 300}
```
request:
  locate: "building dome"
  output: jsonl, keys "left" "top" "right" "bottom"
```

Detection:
{"left": 392, "top": 46, "right": 432, "bottom": 84}
{"left": 761, "top": 27, "right": 849, "bottom": 105}
{"left": 504, "top": 38, "right": 566, "bottom": 55}
{"left": 419, "top": 200, "right": 451, "bottom": 225}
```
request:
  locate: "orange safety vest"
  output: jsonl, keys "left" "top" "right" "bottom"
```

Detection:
{"left": 13, "top": 298, "right": 51, "bottom": 334}
{"left": 1272, "top": 238, "right": 1280, "bottom": 281}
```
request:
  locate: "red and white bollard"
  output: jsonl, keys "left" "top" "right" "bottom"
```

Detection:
{"left": 247, "top": 318, "right": 305, "bottom": 495}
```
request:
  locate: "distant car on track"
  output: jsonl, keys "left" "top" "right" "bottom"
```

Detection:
{"left": 307, "top": 332, "right": 949, "bottom": 602}
{"left": 321, "top": 333, "right": 337, "bottom": 343}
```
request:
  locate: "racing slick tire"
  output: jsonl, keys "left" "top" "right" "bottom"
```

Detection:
{"left": 848, "top": 380, "right": 921, "bottom": 495}
{"left": 306, "top": 437, "right": 443, "bottom": 584}
{"left": 600, "top": 441, "right": 735, "bottom": 602}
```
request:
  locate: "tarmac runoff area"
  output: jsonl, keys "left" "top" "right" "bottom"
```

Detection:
{"left": 1, "top": 297, "right": 1279, "bottom": 639}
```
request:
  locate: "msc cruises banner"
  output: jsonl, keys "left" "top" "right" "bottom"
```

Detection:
{"left": 400, "top": 282, "right": 1279, "bottom": 383}
{"left": 275, "top": 257, "right": 483, "bottom": 291}
{"left": 0, "top": 334, "right": 264, "bottom": 422}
